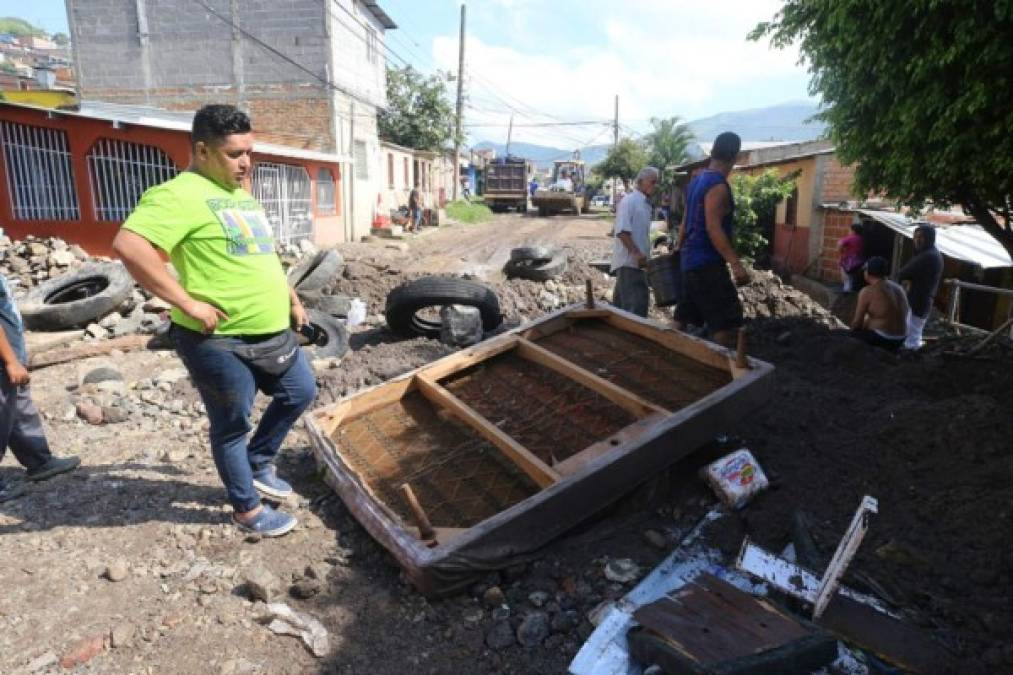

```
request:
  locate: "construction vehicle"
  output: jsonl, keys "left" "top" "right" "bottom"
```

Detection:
{"left": 483, "top": 156, "right": 529, "bottom": 213}
{"left": 531, "top": 158, "right": 587, "bottom": 216}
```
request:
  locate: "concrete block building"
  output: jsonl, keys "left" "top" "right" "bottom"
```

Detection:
{"left": 66, "top": 0, "right": 396, "bottom": 242}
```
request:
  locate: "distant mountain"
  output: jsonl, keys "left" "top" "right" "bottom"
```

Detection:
{"left": 474, "top": 101, "right": 826, "bottom": 169}
{"left": 686, "top": 101, "right": 826, "bottom": 149}
{"left": 472, "top": 141, "right": 610, "bottom": 169}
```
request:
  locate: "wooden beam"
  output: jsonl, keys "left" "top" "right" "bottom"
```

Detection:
{"left": 521, "top": 315, "right": 574, "bottom": 341}
{"left": 29, "top": 334, "right": 150, "bottom": 370}
{"left": 399, "top": 483, "right": 436, "bottom": 542}
{"left": 417, "top": 335, "right": 520, "bottom": 381}
{"left": 414, "top": 374, "right": 560, "bottom": 488}
{"left": 555, "top": 412, "right": 668, "bottom": 476}
{"left": 515, "top": 337, "right": 667, "bottom": 418}
{"left": 601, "top": 312, "right": 734, "bottom": 372}
{"left": 316, "top": 376, "right": 416, "bottom": 432}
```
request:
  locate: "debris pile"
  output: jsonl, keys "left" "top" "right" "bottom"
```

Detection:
{"left": 0, "top": 234, "right": 94, "bottom": 291}
{"left": 738, "top": 269, "right": 843, "bottom": 327}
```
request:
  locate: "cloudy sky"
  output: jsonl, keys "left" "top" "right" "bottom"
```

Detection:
{"left": 2, "top": 0, "right": 813, "bottom": 147}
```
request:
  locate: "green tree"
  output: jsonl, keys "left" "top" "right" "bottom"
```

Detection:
{"left": 52, "top": 32, "right": 70, "bottom": 46}
{"left": 378, "top": 65, "right": 458, "bottom": 152}
{"left": 643, "top": 116, "right": 692, "bottom": 181}
{"left": 597, "top": 138, "right": 649, "bottom": 190}
{"left": 730, "top": 169, "right": 799, "bottom": 262}
{"left": 0, "top": 17, "right": 45, "bottom": 36}
{"left": 751, "top": 1, "right": 1013, "bottom": 257}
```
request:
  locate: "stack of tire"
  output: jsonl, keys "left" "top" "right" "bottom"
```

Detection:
{"left": 503, "top": 246, "right": 567, "bottom": 281}
{"left": 287, "top": 250, "right": 350, "bottom": 360}
{"left": 19, "top": 262, "right": 135, "bottom": 331}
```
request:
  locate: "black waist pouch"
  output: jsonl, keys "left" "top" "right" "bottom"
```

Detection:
{"left": 229, "top": 329, "right": 300, "bottom": 377}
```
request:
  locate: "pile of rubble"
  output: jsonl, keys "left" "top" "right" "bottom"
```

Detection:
{"left": 739, "top": 268, "right": 844, "bottom": 327}
{"left": 0, "top": 234, "right": 94, "bottom": 291}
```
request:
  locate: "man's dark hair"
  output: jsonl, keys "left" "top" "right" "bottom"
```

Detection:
{"left": 191, "top": 104, "right": 251, "bottom": 147}
{"left": 850, "top": 222, "right": 863, "bottom": 234}
{"left": 865, "top": 256, "right": 889, "bottom": 278}
{"left": 711, "top": 132, "right": 742, "bottom": 162}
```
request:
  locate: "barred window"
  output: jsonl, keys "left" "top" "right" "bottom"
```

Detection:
{"left": 354, "top": 140, "right": 369, "bottom": 180}
{"left": 252, "top": 162, "right": 313, "bottom": 244}
{"left": 366, "top": 27, "right": 379, "bottom": 65}
{"left": 0, "top": 121, "right": 79, "bottom": 220}
{"left": 88, "top": 138, "right": 178, "bottom": 221}
{"left": 316, "top": 168, "right": 336, "bottom": 215}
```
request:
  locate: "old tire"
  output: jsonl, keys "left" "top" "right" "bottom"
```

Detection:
{"left": 301, "top": 293, "right": 352, "bottom": 318}
{"left": 299, "top": 309, "right": 349, "bottom": 360}
{"left": 504, "top": 253, "right": 568, "bottom": 282}
{"left": 385, "top": 277, "right": 502, "bottom": 338}
{"left": 509, "top": 246, "right": 554, "bottom": 264}
{"left": 20, "top": 262, "right": 134, "bottom": 330}
{"left": 537, "top": 206, "right": 547, "bottom": 217}
{"left": 287, "top": 250, "right": 343, "bottom": 292}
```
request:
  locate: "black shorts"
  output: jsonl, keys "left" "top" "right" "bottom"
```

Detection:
{"left": 675, "top": 262, "right": 743, "bottom": 332}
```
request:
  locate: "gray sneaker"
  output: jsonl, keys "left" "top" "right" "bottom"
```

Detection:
{"left": 0, "top": 480, "right": 26, "bottom": 503}
{"left": 232, "top": 504, "right": 297, "bottom": 537}
{"left": 27, "top": 456, "right": 81, "bottom": 482}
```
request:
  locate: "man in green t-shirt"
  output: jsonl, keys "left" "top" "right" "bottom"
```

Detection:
{"left": 113, "top": 105, "right": 315, "bottom": 537}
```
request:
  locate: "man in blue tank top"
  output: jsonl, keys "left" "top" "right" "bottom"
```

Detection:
{"left": 674, "top": 132, "right": 748, "bottom": 348}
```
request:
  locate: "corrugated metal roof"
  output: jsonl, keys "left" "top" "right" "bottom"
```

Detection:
{"left": 857, "top": 209, "right": 1012, "bottom": 269}
{"left": 1, "top": 100, "right": 349, "bottom": 164}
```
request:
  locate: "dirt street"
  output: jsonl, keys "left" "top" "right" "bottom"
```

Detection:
{"left": 1, "top": 212, "right": 1008, "bottom": 674}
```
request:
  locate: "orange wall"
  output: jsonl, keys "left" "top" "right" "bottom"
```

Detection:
{"left": 0, "top": 105, "right": 343, "bottom": 255}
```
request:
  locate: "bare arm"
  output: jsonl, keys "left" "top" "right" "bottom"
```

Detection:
{"left": 617, "top": 232, "right": 646, "bottom": 266}
{"left": 0, "top": 329, "right": 29, "bottom": 385}
{"left": 704, "top": 184, "right": 747, "bottom": 283}
{"left": 112, "top": 229, "right": 227, "bottom": 333}
{"left": 851, "top": 288, "right": 870, "bottom": 330}
{"left": 288, "top": 286, "right": 306, "bottom": 329}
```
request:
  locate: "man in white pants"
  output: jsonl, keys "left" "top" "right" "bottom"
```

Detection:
{"left": 898, "top": 225, "right": 943, "bottom": 349}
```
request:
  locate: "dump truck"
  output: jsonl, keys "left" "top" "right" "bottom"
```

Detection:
{"left": 483, "top": 156, "right": 529, "bottom": 213}
{"left": 532, "top": 158, "right": 587, "bottom": 216}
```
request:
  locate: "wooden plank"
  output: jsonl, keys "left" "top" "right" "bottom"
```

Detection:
{"left": 416, "top": 335, "right": 520, "bottom": 381}
{"left": 515, "top": 338, "right": 667, "bottom": 418}
{"left": 399, "top": 483, "right": 435, "bottom": 541}
{"left": 24, "top": 329, "right": 84, "bottom": 355}
{"left": 316, "top": 376, "right": 416, "bottom": 432}
{"left": 555, "top": 413, "right": 667, "bottom": 477}
{"left": 564, "top": 309, "right": 612, "bottom": 319}
{"left": 600, "top": 312, "right": 735, "bottom": 372}
{"left": 414, "top": 375, "right": 560, "bottom": 488}
{"left": 28, "top": 334, "right": 150, "bottom": 370}
{"left": 520, "top": 315, "right": 574, "bottom": 341}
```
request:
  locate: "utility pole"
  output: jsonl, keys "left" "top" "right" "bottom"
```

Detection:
{"left": 505, "top": 114, "right": 514, "bottom": 156}
{"left": 612, "top": 94, "right": 619, "bottom": 209}
{"left": 453, "top": 3, "right": 466, "bottom": 202}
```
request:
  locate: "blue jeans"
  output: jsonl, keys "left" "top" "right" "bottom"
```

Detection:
{"left": 172, "top": 326, "right": 317, "bottom": 512}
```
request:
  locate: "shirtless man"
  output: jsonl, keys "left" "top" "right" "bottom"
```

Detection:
{"left": 850, "top": 256, "right": 909, "bottom": 350}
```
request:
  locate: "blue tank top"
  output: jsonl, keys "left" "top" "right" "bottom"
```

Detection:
{"left": 681, "top": 170, "right": 734, "bottom": 270}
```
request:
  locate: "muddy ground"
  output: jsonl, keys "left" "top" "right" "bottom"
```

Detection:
{"left": 1, "top": 212, "right": 1009, "bottom": 674}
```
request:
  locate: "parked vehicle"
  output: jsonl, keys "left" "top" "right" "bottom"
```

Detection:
{"left": 531, "top": 159, "right": 588, "bottom": 216}
{"left": 483, "top": 156, "right": 529, "bottom": 213}
{"left": 590, "top": 195, "right": 609, "bottom": 208}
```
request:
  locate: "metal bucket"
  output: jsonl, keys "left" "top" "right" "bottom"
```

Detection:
{"left": 647, "top": 252, "right": 681, "bottom": 307}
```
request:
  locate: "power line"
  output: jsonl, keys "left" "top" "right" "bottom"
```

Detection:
{"left": 464, "top": 121, "right": 612, "bottom": 128}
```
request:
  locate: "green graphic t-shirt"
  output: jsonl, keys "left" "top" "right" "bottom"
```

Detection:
{"left": 122, "top": 172, "right": 290, "bottom": 336}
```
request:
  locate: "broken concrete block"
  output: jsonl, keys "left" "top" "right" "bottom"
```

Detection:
{"left": 439, "top": 305, "right": 482, "bottom": 347}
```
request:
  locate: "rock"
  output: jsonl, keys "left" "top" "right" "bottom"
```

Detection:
{"left": 485, "top": 620, "right": 515, "bottom": 650}
{"left": 95, "top": 380, "right": 126, "bottom": 396}
{"left": 604, "top": 558, "right": 640, "bottom": 584}
{"left": 528, "top": 591, "right": 549, "bottom": 608}
{"left": 156, "top": 368, "right": 189, "bottom": 386}
{"left": 544, "top": 279, "right": 558, "bottom": 292}
{"left": 98, "top": 311, "right": 122, "bottom": 329}
{"left": 83, "top": 365, "right": 123, "bottom": 385}
{"left": 101, "top": 405, "right": 130, "bottom": 424}
{"left": 27, "top": 242, "right": 48, "bottom": 257}
{"left": 342, "top": 261, "right": 371, "bottom": 280}
{"left": 439, "top": 305, "right": 483, "bottom": 347}
{"left": 537, "top": 290, "right": 560, "bottom": 311}
{"left": 550, "top": 610, "right": 579, "bottom": 634}
{"left": 304, "top": 563, "right": 331, "bottom": 582}
{"left": 482, "top": 585, "right": 506, "bottom": 608}
{"left": 25, "top": 651, "right": 58, "bottom": 673}
{"left": 85, "top": 323, "right": 107, "bottom": 339}
{"left": 58, "top": 634, "right": 104, "bottom": 669}
{"left": 516, "top": 611, "right": 550, "bottom": 647}
{"left": 258, "top": 602, "right": 329, "bottom": 657}
{"left": 218, "top": 657, "right": 262, "bottom": 675}
{"left": 642, "top": 529, "right": 668, "bottom": 550}
{"left": 69, "top": 244, "right": 89, "bottom": 260}
{"left": 245, "top": 566, "right": 281, "bottom": 602}
{"left": 110, "top": 622, "right": 135, "bottom": 648}
{"left": 290, "top": 580, "right": 322, "bottom": 599}
{"left": 76, "top": 400, "right": 104, "bottom": 425}
{"left": 49, "top": 249, "right": 76, "bottom": 267}
{"left": 105, "top": 560, "right": 130, "bottom": 582}
{"left": 143, "top": 296, "right": 172, "bottom": 313}
{"left": 298, "top": 239, "right": 318, "bottom": 256}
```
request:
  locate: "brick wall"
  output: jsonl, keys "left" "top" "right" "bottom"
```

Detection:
{"left": 818, "top": 210, "right": 855, "bottom": 281}
{"left": 819, "top": 155, "right": 858, "bottom": 203}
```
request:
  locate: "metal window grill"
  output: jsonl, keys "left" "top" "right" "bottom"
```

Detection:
{"left": 0, "top": 121, "right": 79, "bottom": 220}
{"left": 354, "top": 140, "right": 369, "bottom": 180}
{"left": 87, "top": 138, "right": 178, "bottom": 221}
{"left": 252, "top": 162, "right": 313, "bottom": 244}
{"left": 316, "top": 168, "right": 336, "bottom": 215}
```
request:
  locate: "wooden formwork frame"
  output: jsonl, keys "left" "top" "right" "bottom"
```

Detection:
{"left": 306, "top": 301, "right": 774, "bottom": 596}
